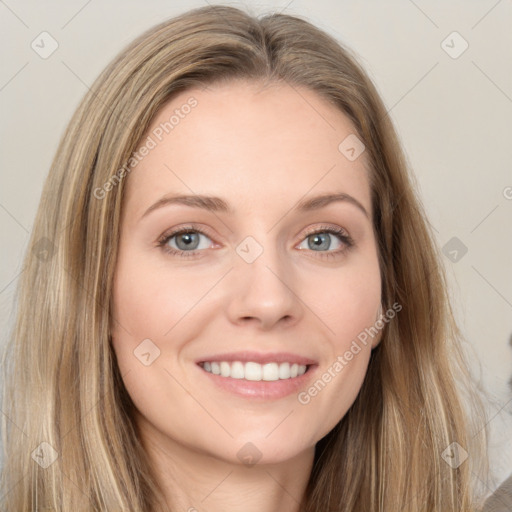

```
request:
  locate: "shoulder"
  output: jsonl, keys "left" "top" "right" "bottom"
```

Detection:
{"left": 482, "top": 474, "right": 512, "bottom": 512}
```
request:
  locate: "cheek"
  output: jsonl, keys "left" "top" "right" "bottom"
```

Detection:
{"left": 111, "top": 248, "right": 211, "bottom": 345}
{"left": 109, "top": 253, "right": 206, "bottom": 428}
{"left": 307, "top": 259, "right": 381, "bottom": 349}
{"left": 293, "top": 256, "right": 381, "bottom": 433}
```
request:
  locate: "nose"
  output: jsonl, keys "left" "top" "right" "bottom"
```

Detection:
{"left": 225, "top": 242, "right": 304, "bottom": 331}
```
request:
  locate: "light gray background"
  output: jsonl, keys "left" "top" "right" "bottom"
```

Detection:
{"left": 1, "top": 0, "right": 511, "bottom": 496}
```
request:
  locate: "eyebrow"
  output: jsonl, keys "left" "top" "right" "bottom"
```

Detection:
{"left": 141, "top": 192, "right": 369, "bottom": 220}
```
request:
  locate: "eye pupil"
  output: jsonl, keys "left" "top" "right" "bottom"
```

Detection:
{"left": 308, "top": 233, "right": 330, "bottom": 251}
{"left": 164, "top": 228, "right": 346, "bottom": 257}
{"left": 176, "top": 232, "right": 199, "bottom": 250}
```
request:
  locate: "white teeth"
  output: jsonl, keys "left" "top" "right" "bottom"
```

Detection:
{"left": 220, "top": 361, "right": 231, "bottom": 377}
{"left": 201, "top": 361, "right": 308, "bottom": 381}
{"left": 262, "top": 363, "right": 279, "bottom": 381}
{"left": 245, "top": 362, "right": 262, "bottom": 381}
{"left": 230, "top": 361, "right": 245, "bottom": 379}
{"left": 278, "top": 362, "right": 290, "bottom": 379}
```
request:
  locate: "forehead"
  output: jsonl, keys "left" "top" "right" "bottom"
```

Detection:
{"left": 123, "top": 80, "right": 371, "bottom": 220}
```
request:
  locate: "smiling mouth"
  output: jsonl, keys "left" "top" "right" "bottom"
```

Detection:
{"left": 198, "top": 360, "right": 311, "bottom": 381}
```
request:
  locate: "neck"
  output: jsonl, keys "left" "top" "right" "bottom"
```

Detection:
{"left": 137, "top": 416, "right": 315, "bottom": 512}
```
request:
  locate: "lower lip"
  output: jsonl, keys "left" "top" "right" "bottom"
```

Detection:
{"left": 197, "top": 363, "right": 318, "bottom": 400}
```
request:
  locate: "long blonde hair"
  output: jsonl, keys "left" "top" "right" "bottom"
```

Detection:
{"left": 1, "top": 5, "right": 488, "bottom": 511}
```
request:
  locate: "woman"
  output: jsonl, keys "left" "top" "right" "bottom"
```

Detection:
{"left": 0, "top": 5, "right": 488, "bottom": 511}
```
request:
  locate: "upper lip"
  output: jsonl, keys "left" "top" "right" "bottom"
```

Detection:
{"left": 196, "top": 351, "right": 317, "bottom": 366}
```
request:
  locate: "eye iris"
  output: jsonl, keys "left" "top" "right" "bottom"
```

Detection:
{"left": 308, "top": 233, "right": 330, "bottom": 251}
{"left": 168, "top": 230, "right": 339, "bottom": 253}
{"left": 176, "top": 232, "right": 200, "bottom": 250}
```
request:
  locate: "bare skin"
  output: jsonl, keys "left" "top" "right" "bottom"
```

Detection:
{"left": 111, "top": 79, "right": 382, "bottom": 511}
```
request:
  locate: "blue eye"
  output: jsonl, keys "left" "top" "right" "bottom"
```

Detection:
{"left": 158, "top": 227, "right": 213, "bottom": 257}
{"left": 299, "top": 231, "right": 343, "bottom": 251}
{"left": 157, "top": 225, "right": 354, "bottom": 259}
{"left": 296, "top": 226, "right": 354, "bottom": 259}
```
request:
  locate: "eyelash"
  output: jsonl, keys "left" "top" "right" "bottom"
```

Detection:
{"left": 157, "top": 224, "right": 355, "bottom": 260}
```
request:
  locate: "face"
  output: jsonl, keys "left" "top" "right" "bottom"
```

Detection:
{"left": 111, "top": 80, "right": 382, "bottom": 466}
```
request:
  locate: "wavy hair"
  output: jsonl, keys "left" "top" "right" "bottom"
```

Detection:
{"left": 1, "top": 5, "right": 487, "bottom": 511}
